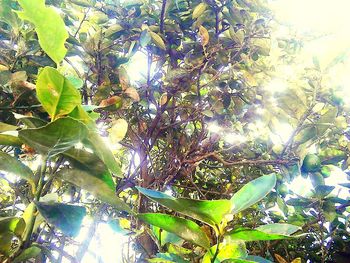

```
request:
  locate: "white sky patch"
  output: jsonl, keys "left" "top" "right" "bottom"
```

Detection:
{"left": 271, "top": 122, "right": 294, "bottom": 144}
{"left": 125, "top": 51, "right": 149, "bottom": 84}
{"left": 264, "top": 78, "right": 288, "bottom": 94}
{"left": 207, "top": 122, "right": 222, "bottom": 134}
{"left": 287, "top": 176, "right": 314, "bottom": 197}
{"left": 271, "top": 0, "right": 350, "bottom": 35}
{"left": 224, "top": 133, "right": 246, "bottom": 145}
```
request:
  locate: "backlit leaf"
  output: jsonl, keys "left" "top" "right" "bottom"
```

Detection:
{"left": 35, "top": 202, "right": 86, "bottom": 237}
{"left": 192, "top": 3, "right": 208, "bottom": 19}
{"left": 138, "top": 213, "right": 210, "bottom": 249}
{"left": 18, "top": 117, "right": 88, "bottom": 158}
{"left": 0, "top": 152, "right": 36, "bottom": 191}
{"left": 36, "top": 67, "right": 81, "bottom": 120}
{"left": 59, "top": 168, "right": 131, "bottom": 212}
{"left": 17, "top": 0, "right": 68, "bottom": 64}
{"left": 230, "top": 174, "right": 276, "bottom": 215}
{"left": 202, "top": 241, "right": 247, "bottom": 263}
{"left": 137, "top": 187, "right": 231, "bottom": 226}
{"left": 149, "top": 31, "right": 166, "bottom": 50}
{"left": 108, "top": 119, "right": 128, "bottom": 144}
{"left": 12, "top": 245, "right": 41, "bottom": 263}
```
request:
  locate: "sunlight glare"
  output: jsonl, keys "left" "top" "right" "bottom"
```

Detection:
{"left": 125, "top": 51, "right": 149, "bottom": 83}
{"left": 287, "top": 176, "right": 313, "bottom": 197}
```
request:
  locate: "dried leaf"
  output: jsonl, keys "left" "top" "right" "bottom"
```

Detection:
{"left": 275, "top": 254, "right": 288, "bottom": 263}
{"left": 125, "top": 87, "right": 140, "bottom": 102}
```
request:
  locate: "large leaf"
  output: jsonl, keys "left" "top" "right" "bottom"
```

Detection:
{"left": 148, "top": 253, "right": 189, "bottom": 263}
{"left": 58, "top": 168, "right": 131, "bottom": 212}
{"left": 245, "top": 256, "right": 273, "bottom": 263}
{"left": 18, "top": 117, "right": 88, "bottom": 158}
{"left": 84, "top": 131, "right": 122, "bottom": 177}
{"left": 256, "top": 223, "right": 300, "bottom": 235}
{"left": 0, "top": 134, "right": 22, "bottom": 146}
{"left": 0, "top": 231, "right": 18, "bottom": 256}
{"left": 138, "top": 213, "right": 210, "bottom": 249}
{"left": 17, "top": 0, "right": 68, "bottom": 64}
{"left": 137, "top": 187, "right": 231, "bottom": 226}
{"left": 230, "top": 174, "right": 276, "bottom": 215}
{"left": 0, "top": 0, "right": 20, "bottom": 30}
{"left": 12, "top": 245, "right": 42, "bottom": 263}
{"left": 35, "top": 67, "right": 81, "bottom": 120}
{"left": 68, "top": 105, "right": 122, "bottom": 177}
{"left": 0, "top": 152, "right": 36, "bottom": 191}
{"left": 0, "top": 217, "right": 26, "bottom": 237}
{"left": 0, "top": 122, "right": 17, "bottom": 132}
{"left": 202, "top": 241, "right": 247, "bottom": 263}
{"left": 35, "top": 202, "right": 86, "bottom": 237}
{"left": 226, "top": 223, "right": 300, "bottom": 242}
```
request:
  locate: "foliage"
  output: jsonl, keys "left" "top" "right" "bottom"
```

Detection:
{"left": 0, "top": 0, "right": 349, "bottom": 262}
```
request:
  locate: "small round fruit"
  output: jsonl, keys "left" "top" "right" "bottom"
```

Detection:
{"left": 301, "top": 154, "right": 321, "bottom": 173}
{"left": 276, "top": 173, "right": 283, "bottom": 182}
{"left": 277, "top": 184, "right": 289, "bottom": 196}
{"left": 320, "top": 165, "right": 332, "bottom": 178}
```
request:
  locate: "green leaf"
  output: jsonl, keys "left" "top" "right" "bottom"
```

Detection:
{"left": 35, "top": 202, "right": 86, "bottom": 237}
{"left": 0, "top": 152, "right": 36, "bottom": 191}
{"left": 138, "top": 213, "right": 210, "bottom": 249}
{"left": 18, "top": 117, "right": 88, "bottom": 158}
{"left": 149, "top": 31, "right": 166, "bottom": 50}
{"left": 192, "top": 3, "right": 208, "bottom": 19}
{"left": 202, "top": 241, "right": 247, "bottom": 263}
{"left": 66, "top": 76, "right": 84, "bottom": 90}
{"left": 14, "top": 113, "right": 47, "bottom": 128}
{"left": 256, "top": 223, "right": 300, "bottom": 235}
{"left": 17, "top": 0, "right": 68, "bottom": 64}
{"left": 0, "top": 217, "right": 26, "bottom": 237}
{"left": 230, "top": 174, "right": 276, "bottom": 215}
{"left": 58, "top": 168, "right": 131, "bottom": 213}
{"left": 70, "top": 0, "right": 94, "bottom": 7}
{"left": 152, "top": 226, "right": 183, "bottom": 246}
{"left": 0, "top": 122, "right": 17, "bottom": 132}
{"left": 227, "top": 223, "right": 300, "bottom": 242}
{"left": 12, "top": 245, "right": 41, "bottom": 263}
{"left": 105, "top": 24, "right": 124, "bottom": 37}
{"left": 0, "top": 231, "right": 18, "bottom": 256}
{"left": 84, "top": 131, "right": 122, "bottom": 177}
{"left": 0, "top": 0, "right": 20, "bottom": 30}
{"left": 148, "top": 253, "right": 189, "bottom": 263}
{"left": 245, "top": 256, "right": 273, "bottom": 263}
{"left": 140, "top": 30, "right": 152, "bottom": 47}
{"left": 0, "top": 134, "right": 22, "bottom": 146}
{"left": 137, "top": 187, "right": 231, "bottom": 226}
{"left": 36, "top": 67, "right": 81, "bottom": 120}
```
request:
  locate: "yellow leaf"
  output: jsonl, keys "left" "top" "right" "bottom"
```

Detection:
{"left": 149, "top": 31, "right": 166, "bottom": 50}
{"left": 199, "top": 25, "right": 209, "bottom": 46}
{"left": 159, "top": 93, "right": 168, "bottom": 106}
{"left": 291, "top": 258, "right": 302, "bottom": 263}
{"left": 192, "top": 3, "right": 208, "bottom": 19}
{"left": 125, "top": 87, "right": 140, "bottom": 102}
{"left": 108, "top": 119, "right": 128, "bottom": 144}
{"left": 119, "top": 66, "right": 130, "bottom": 91}
{"left": 275, "top": 254, "right": 288, "bottom": 263}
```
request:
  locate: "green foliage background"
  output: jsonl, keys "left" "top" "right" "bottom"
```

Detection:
{"left": 0, "top": 0, "right": 349, "bottom": 262}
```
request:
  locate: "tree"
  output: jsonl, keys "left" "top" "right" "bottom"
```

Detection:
{"left": 0, "top": 0, "right": 349, "bottom": 262}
